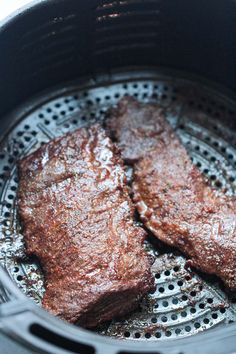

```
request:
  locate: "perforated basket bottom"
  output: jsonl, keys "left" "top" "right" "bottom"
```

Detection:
{"left": 0, "top": 70, "right": 235, "bottom": 341}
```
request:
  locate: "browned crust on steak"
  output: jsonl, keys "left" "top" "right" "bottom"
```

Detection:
{"left": 107, "top": 96, "right": 171, "bottom": 164}
{"left": 108, "top": 97, "right": 236, "bottom": 290}
{"left": 18, "top": 124, "right": 154, "bottom": 327}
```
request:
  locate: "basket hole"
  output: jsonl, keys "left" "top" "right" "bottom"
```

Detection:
{"left": 177, "top": 280, "right": 183, "bottom": 287}
{"left": 172, "top": 298, "right": 178, "bottom": 305}
{"left": 185, "top": 326, "right": 191, "bottom": 332}
{"left": 165, "top": 331, "right": 172, "bottom": 337}
{"left": 44, "top": 120, "right": 50, "bottom": 125}
{"left": 203, "top": 318, "right": 209, "bottom": 324}
{"left": 162, "top": 301, "right": 168, "bottom": 307}
{"left": 175, "top": 328, "right": 181, "bottom": 335}
{"left": 155, "top": 273, "right": 160, "bottom": 279}
{"left": 190, "top": 291, "right": 196, "bottom": 297}
{"left": 181, "top": 311, "right": 187, "bottom": 318}
{"left": 155, "top": 332, "right": 161, "bottom": 338}
{"left": 145, "top": 332, "right": 151, "bottom": 339}
{"left": 171, "top": 314, "right": 177, "bottom": 321}
{"left": 17, "top": 275, "right": 23, "bottom": 281}
{"left": 164, "top": 270, "right": 170, "bottom": 276}
{"left": 55, "top": 103, "right": 61, "bottom": 108}
{"left": 151, "top": 317, "right": 157, "bottom": 323}
{"left": 190, "top": 308, "right": 196, "bottom": 314}
{"left": 207, "top": 298, "right": 213, "bottom": 304}
{"left": 168, "top": 284, "right": 174, "bottom": 290}
{"left": 221, "top": 147, "right": 226, "bottom": 153}
{"left": 220, "top": 308, "right": 226, "bottom": 313}
{"left": 161, "top": 316, "right": 167, "bottom": 323}
{"left": 215, "top": 181, "right": 222, "bottom": 188}
{"left": 212, "top": 313, "right": 218, "bottom": 319}
{"left": 152, "top": 93, "right": 158, "bottom": 99}
{"left": 194, "top": 322, "right": 200, "bottom": 329}
{"left": 134, "top": 332, "right": 140, "bottom": 338}
{"left": 124, "top": 331, "right": 130, "bottom": 338}
{"left": 182, "top": 295, "right": 188, "bottom": 301}
{"left": 173, "top": 266, "right": 179, "bottom": 272}
{"left": 199, "top": 303, "right": 205, "bottom": 309}
{"left": 158, "top": 287, "right": 165, "bottom": 293}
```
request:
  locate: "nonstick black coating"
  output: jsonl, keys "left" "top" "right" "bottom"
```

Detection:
{"left": 0, "top": 1, "right": 236, "bottom": 354}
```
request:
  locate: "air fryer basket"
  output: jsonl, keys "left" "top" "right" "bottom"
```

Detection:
{"left": 0, "top": 1, "right": 236, "bottom": 354}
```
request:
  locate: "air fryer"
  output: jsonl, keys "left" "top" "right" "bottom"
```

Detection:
{"left": 0, "top": 1, "right": 235, "bottom": 353}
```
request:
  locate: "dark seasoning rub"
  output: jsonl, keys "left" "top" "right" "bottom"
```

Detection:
{"left": 18, "top": 124, "right": 154, "bottom": 327}
{"left": 107, "top": 96, "right": 236, "bottom": 290}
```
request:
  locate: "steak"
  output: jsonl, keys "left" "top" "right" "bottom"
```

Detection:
{"left": 107, "top": 96, "right": 172, "bottom": 164}
{"left": 18, "top": 124, "right": 154, "bottom": 327}
{"left": 107, "top": 97, "right": 236, "bottom": 290}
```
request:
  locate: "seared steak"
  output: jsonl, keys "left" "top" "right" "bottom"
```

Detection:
{"left": 107, "top": 96, "right": 171, "bottom": 163}
{"left": 107, "top": 97, "right": 236, "bottom": 289}
{"left": 18, "top": 124, "right": 154, "bottom": 327}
